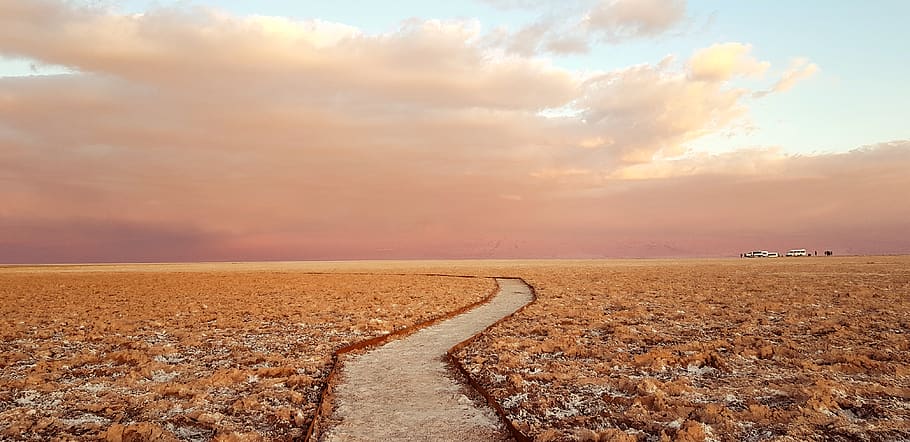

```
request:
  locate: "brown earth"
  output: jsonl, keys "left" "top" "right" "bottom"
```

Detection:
{"left": 454, "top": 256, "right": 910, "bottom": 441}
{"left": 0, "top": 266, "right": 493, "bottom": 441}
{"left": 4, "top": 258, "right": 909, "bottom": 441}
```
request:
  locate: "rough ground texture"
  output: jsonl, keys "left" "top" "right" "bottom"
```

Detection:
{"left": 322, "top": 278, "right": 533, "bottom": 442}
{"left": 455, "top": 257, "right": 910, "bottom": 441}
{"left": 0, "top": 266, "right": 493, "bottom": 440}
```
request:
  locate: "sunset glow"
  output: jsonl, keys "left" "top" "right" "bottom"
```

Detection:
{"left": 1, "top": 0, "right": 908, "bottom": 262}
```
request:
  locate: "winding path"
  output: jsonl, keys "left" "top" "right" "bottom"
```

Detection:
{"left": 321, "top": 278, "right": 533, "bottom": 441}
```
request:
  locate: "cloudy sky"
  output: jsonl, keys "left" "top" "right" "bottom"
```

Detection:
{"left": 1, "top": 0, "right": 908, "bottom": 262}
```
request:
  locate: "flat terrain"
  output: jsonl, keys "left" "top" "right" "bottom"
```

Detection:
{"left": 0, "top": 265, "right": 493, "bottom": 440}
{"left": 2, "top": 257, "right": 908, "bottom": 441}
{"left": 454, "top": 257, "right": 910, "bottom": 441}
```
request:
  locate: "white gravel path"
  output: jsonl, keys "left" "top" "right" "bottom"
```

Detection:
{"left": 321, "top": 278, "right": 533, "bottom": 442}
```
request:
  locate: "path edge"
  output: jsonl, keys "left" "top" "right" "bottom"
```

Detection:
{"left": 445, "top": 278, "right": 538, "bottom": 442}
{"left": 304, "top": 274, "right": 502, "bottom": 441}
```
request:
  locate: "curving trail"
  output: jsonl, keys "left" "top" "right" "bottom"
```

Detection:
{"left": 321, "top": 278, "right": 533, "bottom": 441}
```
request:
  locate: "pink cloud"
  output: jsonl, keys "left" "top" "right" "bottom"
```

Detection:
{"left": 0, "top": 1, "right": 903, "bottom": 262}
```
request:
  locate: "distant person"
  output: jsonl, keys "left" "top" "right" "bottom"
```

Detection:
{"left": 814, "top": 250, "right": 817, "bottom": 256}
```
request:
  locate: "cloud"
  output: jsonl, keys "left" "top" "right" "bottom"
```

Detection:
{"left": 525, "top": 141, "right": 910, "bottom": 257}
{"left": 688, "top": 42, "right": 770, "bottom": 82}
{"left": 484, "top": 0, "right": 687, "bottom": 56}
{"left": 543, "top": 33, "right": 591, "bottom": 54}
{"left": 488, "top": 20, "right": 591, "bottom": 56}
{"left": 4, "top": 140, "right": 908, "bottom": 261}
{"left": 0, "top": 3, "right": 758, "bottom": 179}
{"left": 753, "top": 58, "right": 819, "bottom": 98}
{"left": 610, "top": 146, "right": 789, "bottom": 180}
{"left": 529, "top": 168, "right": 591, "bottom": 179}
{"left": 1, "top": 10, "right": 579, "bottom": 111}
{"left": 584, "top": 0, "right": 687, "bottom": 41}
{"left": 0, "top": 217, "right": 225, "bottom": 263}
{"left": 577, "top": 57, "right": 748, "bottom": 163}
{"left": 0, "top": 1, "right": 903, "bottom": 261}
{"left": 497, "top": 20, "right": 552, "bottom": 56}
{"left": 479, "top": 0, "right": 560, "bottom": 10}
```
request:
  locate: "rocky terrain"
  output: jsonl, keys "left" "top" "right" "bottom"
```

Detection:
{"left": 455, "top": 257, "right": 910, "bottom": 441}
{"left": 0, "top": 267, "right": 493, "bottom": 441}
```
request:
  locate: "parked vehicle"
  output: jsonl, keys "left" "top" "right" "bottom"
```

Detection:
{"left": 746, "top": 251, "right": 769, "bottom": 258}
{"left": 767, "top": 252, "right": 779, "bottom": 258}
{"left": 786, "top": 249, "right": 808, "bottom": 257}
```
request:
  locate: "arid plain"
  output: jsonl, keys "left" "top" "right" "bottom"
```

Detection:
{"left": 1, "top": 257, "right": 908, "bottom": 441}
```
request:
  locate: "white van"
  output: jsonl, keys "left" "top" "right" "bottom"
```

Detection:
{"left": 767, "top": 252, "right": 779, "bottom": 258}
{"left": 786, "top": 249, "right": 808, "bottom": 257}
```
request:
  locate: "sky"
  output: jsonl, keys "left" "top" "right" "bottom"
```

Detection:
{"left": 0, "top": 0, "right": 908, "bottom": 262}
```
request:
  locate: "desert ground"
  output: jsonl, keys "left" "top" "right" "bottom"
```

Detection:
{"left": 1, "top": 257, "right": 908, "bottom": 441}
{"left": 454, "top": 257, "right": 910, "bottom": 441}
{"left": 0, "top": 265, "right": 493, "bottom": 440}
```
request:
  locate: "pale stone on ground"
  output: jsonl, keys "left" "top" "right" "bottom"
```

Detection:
{"left": 322, "top": 278, "right": 533, "bottom": 441}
